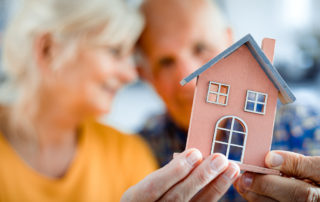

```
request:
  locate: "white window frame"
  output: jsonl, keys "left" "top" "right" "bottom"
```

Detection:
{"left": 211, "top": 115, "right": 248, "bottom": 163}
{"left": 244, "top": 90, "right": 268, "bottom": 115}
{"left": 206, "top": 81, "right": 230, "bottom": 106}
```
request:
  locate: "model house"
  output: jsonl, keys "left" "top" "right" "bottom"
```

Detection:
{"left": 180, "top": 34, "right": 295, "bottom": 174}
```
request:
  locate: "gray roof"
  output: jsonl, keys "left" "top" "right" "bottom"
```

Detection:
{"left": 180, "top": 34, "right": 296, "bottom": 104}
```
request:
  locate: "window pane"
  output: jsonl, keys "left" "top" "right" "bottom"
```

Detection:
{"left": 257, "top": 94, "right": 266, "bottom": 102}
{"left": 245, "top": 101, "right": 255, "bottom": 111}
{"left": 233, "top": 119, "right": 245, "bottom": 132}
{"left": 210, "top": 83, "right": 219, "bottom": 92}
{"left": 256, "top": 103, "right": 265, "bottom": 113}
{"left": 218, "top": 118, "right": 233, "bottom": 129}
{"left": 218, "top": 95, "right": 227, "bottom": 105}
{"left": 247, "top": 92, "right": 256, "bottom": 101}
{"left": 215, "top": 129, "right": 230, "bottom": 143}
{"left": 228, "top": 146, "right": 243, "bottom": 162}
{"left": 208, "top": 93, "right": 217, "bottom": 102}
{"left": 213, "top": 143, "right": 228, "bottom": 156}
{"left": 231, "top": 132, "right": 245, "bottom": 145}
{"left": 220, "top": 85, "right": 229, "bottom": 94}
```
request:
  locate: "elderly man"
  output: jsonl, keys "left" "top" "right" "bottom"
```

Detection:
{"left": 138, "top": 0, "right": 232, "bottom": 166}
{"left": 138, "top": 0, "right": 320, "bottom": 201}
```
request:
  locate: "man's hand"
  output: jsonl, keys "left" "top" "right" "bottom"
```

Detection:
{"left": 234, "top": 150, "right": 320, "bottom": 202}
{"left": 122, "top": 149, "right": 240, "bottom": 202}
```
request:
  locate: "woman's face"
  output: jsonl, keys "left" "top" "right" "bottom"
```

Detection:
{"left": 50, "top": 41, "right": 137, "bottom": 117}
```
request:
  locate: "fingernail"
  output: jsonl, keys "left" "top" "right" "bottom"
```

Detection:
{"left": 267, "top": 152, "right": 284, "bottom": 167}
{"left": 236, "top": 178, "right": 245, "bottom": 193}
{"left": 210, "top": 155, "right": 228, "bottom": 172}
{"left": 241, "top": 173, "right": 253, "bottom": 189}
{"left": 224, "top": 163, "right": 240, "bottom": 180}
{"left": 186, "top": 149, "right": 202, "bottom": 166}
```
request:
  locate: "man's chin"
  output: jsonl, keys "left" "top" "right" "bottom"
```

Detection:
{"left": 171, "top": 112, "right": 190, "bottom": 131}
{"left": 177, "top": 120, "right": 190, "bottom": 131}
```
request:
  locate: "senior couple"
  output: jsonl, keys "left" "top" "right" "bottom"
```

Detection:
{"left": 0, "top": 0, "right": 319, "bottom": 201}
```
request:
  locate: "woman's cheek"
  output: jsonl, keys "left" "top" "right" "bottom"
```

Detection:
{"left": 83, "top": 83, "right": 109, "bottom": 114}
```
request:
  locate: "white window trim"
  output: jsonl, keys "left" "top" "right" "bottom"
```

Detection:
{"left": 206, "top": 81, "right": 230, "bottom": 106}
{"left": 211, "top": 115, "right": 248, "bottom": 163}
{"left": 244, "top": 90, "right": 268, "bottom": 115}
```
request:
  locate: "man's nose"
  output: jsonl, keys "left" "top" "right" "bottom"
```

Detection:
{"left": 175, "top": 57, "right": 200, "bottom": 85}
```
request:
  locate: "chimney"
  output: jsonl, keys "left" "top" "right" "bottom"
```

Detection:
{"left": 261, "top": 38, "right": 276, "bottom": 64}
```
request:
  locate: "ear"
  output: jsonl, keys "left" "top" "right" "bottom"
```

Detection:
{"left": 34, "top": 33, "right": 57, "bottom": 74}
{"left": 136, "top": 65, "right": 153, "bottom": 83}
{"left": 226, "top": 27, "right": 234, "bottom": 46}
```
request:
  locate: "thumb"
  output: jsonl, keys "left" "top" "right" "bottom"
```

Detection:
{"left": 265, "top": 150, "right": 320, "bottom": 182}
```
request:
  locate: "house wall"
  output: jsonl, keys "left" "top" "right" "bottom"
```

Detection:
{"left": 186, "top": 45, "right": 278, "bottom": 168}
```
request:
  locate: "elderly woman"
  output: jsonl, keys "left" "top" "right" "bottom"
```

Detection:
{"left": 0, "top": 0, "right": 239, "bottom": 201}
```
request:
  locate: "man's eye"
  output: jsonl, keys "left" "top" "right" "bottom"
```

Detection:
{"left": 194, "top": 43, "right": 207, "bottom": 55}
{"left": 158, "top": 57, "right": 175, "bottom": 67}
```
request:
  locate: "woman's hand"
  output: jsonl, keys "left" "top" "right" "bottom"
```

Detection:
{"left": 121, "top": 149, "right": 240, "bottom": 202}
{"left": 234, "top": 151, "right": 320, "bottom": 202}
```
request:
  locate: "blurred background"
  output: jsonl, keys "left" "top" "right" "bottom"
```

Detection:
{"left": 1, "top": 0, "right": 320, "bottom": 133}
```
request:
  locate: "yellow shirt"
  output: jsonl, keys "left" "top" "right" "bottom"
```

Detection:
{"left": 0, "top": 120, "right": 158, "bottom": 202}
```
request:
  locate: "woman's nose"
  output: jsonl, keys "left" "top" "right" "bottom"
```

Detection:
{"left": 117, "top": 57, "right": 138, "bottom": 84}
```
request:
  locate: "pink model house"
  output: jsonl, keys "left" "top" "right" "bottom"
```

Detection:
{"left": 180, "top": 34, "right": 295, "bottom": 174}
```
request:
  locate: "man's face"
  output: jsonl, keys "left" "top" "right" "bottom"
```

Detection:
{"left": 139, "top": 1, "right": 232, "bottom": 130}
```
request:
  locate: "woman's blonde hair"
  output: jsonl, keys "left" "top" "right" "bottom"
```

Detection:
{"left": 1, "top": 0, "right": 144, "bottom": 104}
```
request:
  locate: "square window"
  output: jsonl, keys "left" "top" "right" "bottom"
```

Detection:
{"left": 245, "top": 90, "right": 268, "bottom": 115}
{"left": 207, "top": 82, "right": 230, "bottom": 106}
{"left": 207, "top": 93, "right": 217, "bottom": 103}
{"left": 210, "top": 83, "right": 219, "bottom": 92}
{"left": 215, "top": 129, "right": 230, "bottom": 143}
{"left": 213, "top": 143, "right": 228, "bottom": 156}
{"left": 231, "top": 132, "right": 245, "bottom": 146}
{"left": 245, "top": 101, "right": 255, "bottom": 111}
{"left": 228, "top": 146, "right": 243, "bottom": 161}
{"left": 247, "top": 92, "right": 256, "bottom": 101}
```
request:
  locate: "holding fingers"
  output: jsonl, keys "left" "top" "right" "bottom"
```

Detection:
{"left": 234, "top": 150, "right": 320, "bottom": 202}
{"left": 265, "top": 151, "right": 320, "bottom": 182}
{"left": 192, "top": 162, "right": 240, "bottom": 202}
{"left": 122, "top": 149, "right": 203, "bottom": 202}
{"left": 122, "top": 149, "right": 240, "bottom": 202}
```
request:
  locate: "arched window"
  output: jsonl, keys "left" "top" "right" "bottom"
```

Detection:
{"left": 211, "top": 116, "right": 247, "bottom": 163}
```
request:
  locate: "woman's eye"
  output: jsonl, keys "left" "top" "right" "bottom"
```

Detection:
{"left": 109, "top": 47, "right": 122, "bottom": 58}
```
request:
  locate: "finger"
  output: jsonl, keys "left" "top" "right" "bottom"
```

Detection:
{"left": 234, "top": 177, "right": 277, "bottom": 202}
{"left": 121, "top": 148, "right": 203, "bottom": 202}
{"left": 191, "top": 161, "right": 240, "bottom": 202}
{"left": 159, "top": 153, "right": 228, "bottom": 202}
{"left": 265, "top": 150, "right": 320, "bottom": 182}
{"left": 236, "top": 172, "right": 320, "bottom": 202}
{"left": 236, "top": 189, "right": 277, "bottom": 202}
